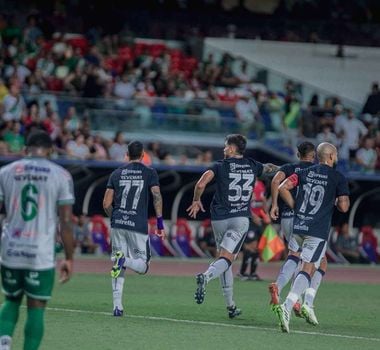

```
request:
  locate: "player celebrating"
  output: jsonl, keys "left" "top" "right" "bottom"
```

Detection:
{"left": 187, "top": 134, "right": 278, "bottom": 318}
{"left": 269, "top": 142, "right": 315, "bottom": 309}
{"left": 0, "top": 131, "right": 75, "bottom": 350}
{"left": 103, "top": 140, "right": 165, "bottom": 317}
{"left": 276, "top": 143, "right": 349, "bottom": 333}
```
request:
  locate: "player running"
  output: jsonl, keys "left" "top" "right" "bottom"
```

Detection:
{"left": 269, "top": 142, "right": 315, "bottom": 313}
{"left": 103, "top": 141, "right": 166, "bottom": 317}
{"left": 275, "top": 143, "right": 349, "bottom": 333}
{"left": 0, "top": 131, "right": 75, "bottom": 350}
{"left": 187, "top": 134, "right": 278, "bottom": 318}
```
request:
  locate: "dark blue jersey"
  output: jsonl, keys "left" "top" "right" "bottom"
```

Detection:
{"left": 278, "top": 161, "right": 314, "bottom": 218}
{"left": 292, "top": 164, "right": 349, "bottom": 240}
{"left": 106, "top": 162, "right": 159, "bottom": 234}
{"left": 209, "top": 157, "right": 264, "bottom": 221}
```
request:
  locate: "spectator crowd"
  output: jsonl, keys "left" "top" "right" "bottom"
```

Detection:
{"left": 0, "top": 11, "right": 380, "bottom": 171}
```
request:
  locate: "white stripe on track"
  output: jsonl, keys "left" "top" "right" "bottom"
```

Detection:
{"left": 46, "top": 306, "right": 380, "bottom": 343}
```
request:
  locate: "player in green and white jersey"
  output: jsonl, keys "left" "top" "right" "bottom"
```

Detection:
{"left": 0, "top": 130, "right": 75, "bottom": 350}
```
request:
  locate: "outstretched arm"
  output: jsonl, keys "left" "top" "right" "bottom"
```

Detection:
{"left": 151, "top": 186, "right": 166, "bottom": 239}
{"left": 270, "top": 170, "right": 286, "bottom": 220}
{"left": 262, "top": 163, "right": 280, "bottom": 176}
{"left": 187, "top": 170, "right": 215, "bottom": 218}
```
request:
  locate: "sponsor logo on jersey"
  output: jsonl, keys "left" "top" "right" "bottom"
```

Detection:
{"left": 11, "top": 229, "right": 38, "bottom": 239}
{"left": 15, "top": 164, "right": 24, "bottom": 174}
{"left": 24, "top": 165, "right": 51, "bottom": 173}
{"left": 133, "top": 248, "right": 146, "bottom": 255}
{"left": 114, "top": 219, "right": 136, "bottom": 227}
{"left": 6, "top": 249, "right": 36, "bottom": 259}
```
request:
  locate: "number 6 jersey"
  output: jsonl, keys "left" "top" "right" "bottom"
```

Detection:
{"left": 0, "top": 158, "right": 75, "bottom": 270}
{"left": 106, "top": 162, "right": 159, "bottom": 234}
{"left": 291, "top": 164, "right": 349, "bottom": 240}
{"left": 209, "top": 158, "right": 264, "bottom": 221}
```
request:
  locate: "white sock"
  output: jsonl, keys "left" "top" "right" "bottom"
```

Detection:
{"left": 0, "top": 336, "right": 12, "bottom": 350}
{"left": 276, "top": 255, "right": 300, "bottom": 295}
{"left": 124, "top": 258, "right": 148, "bottom": 274}
{"left": 304, "top": 269, "right": 325, "bottom": 307}
{"left": 284, "top": 272, "right": 311, "bottom": 312}
{"left": 112, "top": 276, "right": 125, "bottom": 310}
{"left": 220, "top": 266, "right": 234, "bottom": 307}
{"left": 204, "top": 258, "right": 230, "bottom": 283}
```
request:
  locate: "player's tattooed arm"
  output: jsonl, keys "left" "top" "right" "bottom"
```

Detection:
{"left": 151, "top": 186, "right": 163, "bottom": 217}
{"left": 103, "top": 189, "right": 114, "bottom": 217}
{"left": 262, "top": 163, "right": 280, "bottom": 176}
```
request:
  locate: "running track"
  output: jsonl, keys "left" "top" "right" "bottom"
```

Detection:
{"left": 68, "top": 258, "right": 380, "bottom": 284}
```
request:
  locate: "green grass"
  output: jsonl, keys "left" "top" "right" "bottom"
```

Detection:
{"left": 2, "top": 273, "right": 380, "bottom": 350}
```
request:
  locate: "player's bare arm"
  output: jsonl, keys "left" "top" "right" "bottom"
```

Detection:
{"left": 58, "top": 204, "right": 74, "bottom": 284}
{"left": 278, "top": 175, "right": 297, "bottom": 210}
{"left": 262, "top": 163, "right": 280, "bottom": 176}
{"left": 270, "top": 170, "right": 286, "bottom": 220}
{"left": 103, "top": 188, "right": 114, "bottom": 217}
{"left": 151, "top": 186, "right": 166, "bottom": 239}
{"left": 187, "top": 170, "right": 215, "bottom": 218}
{"left": 336, "top": 195, "right": 350, "bottom": 213}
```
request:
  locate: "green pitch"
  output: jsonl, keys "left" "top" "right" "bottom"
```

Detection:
{"left": 2, "top": 273, "right": 379, "bottom": 350}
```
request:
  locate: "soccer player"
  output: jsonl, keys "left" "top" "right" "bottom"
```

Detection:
{"left": 187, "top": 134, "right": 278, "bottom": 318}
{"left": 0, "top": 130, "right": 75, "bottom": 350}
{"left": 275, "top": 143, "right": 350, "bottom": 333}
{"left": 103, "top": 140, "right": 165, "bottom": 316}
{"left": 268, "top": 142, "right": 315, "bottom": 310}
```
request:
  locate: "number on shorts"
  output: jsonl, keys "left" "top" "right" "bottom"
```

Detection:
{"left": 299, "top": 183, "right": 325, "bottom": 215}
{"left": 228, "top": 173, "right": 254, "bottom": 202}
{"left": 120, "top": 180, "right": 144, "bottom": 210}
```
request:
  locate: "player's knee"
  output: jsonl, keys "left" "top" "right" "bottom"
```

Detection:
{"left": 319, "top": 256, "right": 328, "bottom": 272}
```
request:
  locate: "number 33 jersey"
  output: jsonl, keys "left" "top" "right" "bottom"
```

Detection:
{"left": 209, "top": 158, "right": 264, "bottom": 221}
{"left": 0, "top": 158, "right": 75, "bottom": 270}
{"left": 291, "top": 164, "right": 349, "bottom": 240}
{"left": 107, "top": 162, "right": 159, "bottom": 234}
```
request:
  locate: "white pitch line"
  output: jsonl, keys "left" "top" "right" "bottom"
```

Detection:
{"left": 47, "top": 307, "right": 380, "bottom": 343}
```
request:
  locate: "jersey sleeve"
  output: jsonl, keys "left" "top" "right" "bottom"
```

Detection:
{"left": 336, "top": 172, "right": 350, "bottom": 197}
{"left": 58, "top": 170, "right": 75, "bottom": 205}
{"left": 106, "top": 171, "right": 117, "bottom": 189}
{"left": 207, "top": 162, "right": 219, "bottom": 177}
{"left": 255, "top": 161, "right": 264, "bottom": 177}
{"left": 279, "top": 163, "right": 293, "bottom": 177}
{"left": 149, "top": 168, "right": 160, "bottom": 188}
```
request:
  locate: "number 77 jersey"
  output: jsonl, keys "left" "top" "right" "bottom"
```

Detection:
{"left": 106, "top": 162, "right": 159, "bottom": 234}
{"left": 209, "top": 157, "right": 264, "bottom": 220}
{"left": 292, "top": 164, "right": 349, "bottom": 240}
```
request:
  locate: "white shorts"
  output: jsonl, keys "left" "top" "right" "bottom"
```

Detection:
{"left": 289, "top": 235, "right": 327, "bottom": 267}
{"left": 281, "top": 217, "right": 301, "bottom": 253}
{"left": 111, "top": 229, "right": 151, "bottom": 262}
{"left": 211, "top": 217, "right": 249, "bottom": 255}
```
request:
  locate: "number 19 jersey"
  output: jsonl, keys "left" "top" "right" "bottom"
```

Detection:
{"left": 0, "top": 158, "right": 75, "bottom": 270}
{"left": 292, "top": 164, "right": 349, "bottom": 240}
{"left": 209, "top": 157, "right": 264, "bottom": 221}
{"left": 106, "top": 162, "right": 159, "bottom": 234}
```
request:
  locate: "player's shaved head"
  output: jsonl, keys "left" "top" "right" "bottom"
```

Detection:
{"left": 317, "top": 142, "right": 337, "bottom": 161}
